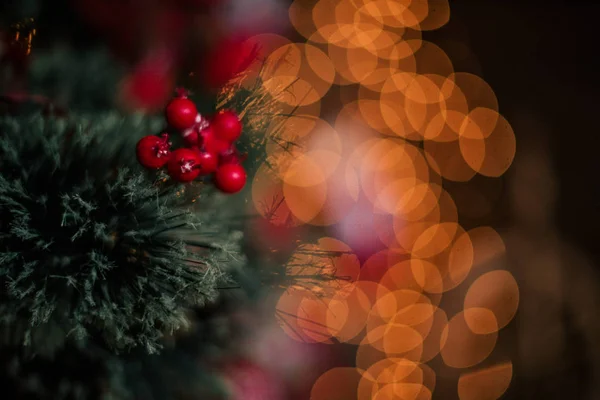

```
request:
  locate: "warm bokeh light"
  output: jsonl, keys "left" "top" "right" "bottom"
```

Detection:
{"left": 457, "top": 362, "right": 513, "bottom": 400}
{"left": 244, "top": 0, "right": 518, "bottom": 397}
{"left": 311, "top": 368, "right": 363, "bottom": 400}
{"left": 464, "top": 270, "right": 519, "bottom": 331}
{"left": 441, "top": 311, "right": 498, "bottom": 368}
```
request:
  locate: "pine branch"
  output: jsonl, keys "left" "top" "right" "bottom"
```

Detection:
{"left": 0, "top": 113, "right": 243, "bottom": 356}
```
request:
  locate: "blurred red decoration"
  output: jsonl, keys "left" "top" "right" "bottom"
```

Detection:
{"left": 221, "top": 359, "right": 284, "bottom": 400}
{"left": 202, "top": 36, "right": 258, "bottom": 89}
{"left": 119, "top": 49, "right": 175, "bottom": 112}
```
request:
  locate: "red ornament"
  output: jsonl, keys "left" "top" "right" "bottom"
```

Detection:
{"left": 200, "top": 126, "right": 231, "bottom": 154}
{"left": 165, "top": 97, "right": 198, "bottom": 131}
{"left": 212, "top": 110, "right": 242, "bottom": 142}
{"left": 167, "top": 148, "right": 202, "bottom": 182}
{"left": 215, "top": 164, "right": 247, "bottom": 194}
{"left": 136, "top": 134, "right": 172, "bottom": 169}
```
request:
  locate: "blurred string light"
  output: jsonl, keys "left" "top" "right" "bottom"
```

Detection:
{"left": 237, "top": 0, "right": 518, "bottom": 398}
{"left": 7, "top": 18, "right": 36, "bottom": 55}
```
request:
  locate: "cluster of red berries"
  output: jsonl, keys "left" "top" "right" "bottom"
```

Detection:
{"left": 136, "top": 90, "right": 247, "bottom": 194}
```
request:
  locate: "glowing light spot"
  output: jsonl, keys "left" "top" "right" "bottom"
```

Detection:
{"left": 276, "top": 290, "right": 325, "bottom": 343}
{"left": 441, "top": 311, "right": 498, "bottom": 368}
{"left": 419, "top": 0, "right": 450, "bottom": 31}
{"left": 424, "top": 139, "right": 477, "bottom": 182}
{"left": 251, "top": 163, "right": 293, "bottom": 226}
{"left": 469, "top": 227, "right": 506, "bottom": 267}
{"left": 289, "top": 0, "right": 317, "bottom": 39}
{"left": 464, "top": 270, "right": 519, "bottom": 331}
{"left": 410, "top": 259, "right": 444, "bottom": 294}
{"left": 312, "top": 368, "right": 363, "bottom": 400}
{"left": 458, "top": 362, "right": 513, "bottom": 400}
{"left": 358, "top": 358, "right": 423, "bottom": 400}
{"left": 460, "top": 112, "right": 516, "bottom": 177}
{"left": 451, "top": 72, "right": 499, "bottom": 112}
{"left": 420, "top": 308, "right": 449, "bottom": 362}
{"left": 463, "top": 307, "right": 499, "bottom": 335}
{"left": 412, "top": 222, "right": 459, "bottom": 259}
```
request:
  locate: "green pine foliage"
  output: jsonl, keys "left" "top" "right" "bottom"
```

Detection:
{"left": 0, "top": 112, "right": 243, "bottom": 357}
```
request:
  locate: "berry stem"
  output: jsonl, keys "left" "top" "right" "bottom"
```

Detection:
{"left": 196, "top": 115, "right": 210, "bottom": 131}
{"left": 154, "top": 133, "right": 171, "bottom": 158}
{"left": 175, "top": 87, "right": 190, "bottom": 98}
{"left": 179, "top": 158, "right": 196, "bottom": 173}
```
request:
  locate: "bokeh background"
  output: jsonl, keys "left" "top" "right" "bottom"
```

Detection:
{"left": 253, "top": 0, "right": 600, "bottom": 398}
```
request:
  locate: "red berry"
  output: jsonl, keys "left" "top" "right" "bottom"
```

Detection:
{"left": 200, "top": 126, "right": 231, "bottom": 154}
{"left": 215, "top": 164, "right": 247, "bottom": 194}
{"left": 196, "top": 151, "right": 219, "bottom": 174}
{"left": 165, "top": 97, "right": 198, "bottom": 130}
{"left": 136, "top": 134, "right": 171, "bottom": 169}
{"left": 119, "top": 61, "right": 174, "bottom": 113}
{"left": 167, "top": 148, "right": 202, "bottom": 182}
{"left": 219, "top": 148, "right": 247, "bottom": 166}
{"left": 212, "top": 110, "right": 242, "bottom": 142}
{"left": 182, "top": 128, "right": 199, "bottom": 147}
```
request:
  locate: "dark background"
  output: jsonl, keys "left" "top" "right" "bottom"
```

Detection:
{"left": 448, "top": 0, "right": 600, "bottom": 257}
{"left": 439, "top": 1, "right": 600, "bottom": 398}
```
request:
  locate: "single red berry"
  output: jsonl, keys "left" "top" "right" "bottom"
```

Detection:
{"left": 211, "top": 110, "right": 242, "bottom": 142}
{"left": 215, "top": 164, "right": 247, "bottom": 194}
{"left": 200, "top": 126, "right": 232, "bottom": 154}
{"left": 189, "top": 146, "right": 219, "bottom": 175}
{"left": 182, "top": 127, "right": 199, "bottom": 147}
{"left": 167, "top": 148, "right": 202, "bottom": 182}
{"left": 136, "top": 134, "right": 172, "bottom": 169}
{"left": 196, "top": 151, "right": 219, "bottom": 174}
{"left": 165, "top": 97, "right": 198, "bottom": 131}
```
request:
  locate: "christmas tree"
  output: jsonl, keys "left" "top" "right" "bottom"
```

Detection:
{"left": 0, "top": 1, "right": 303, "bottom": 399}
